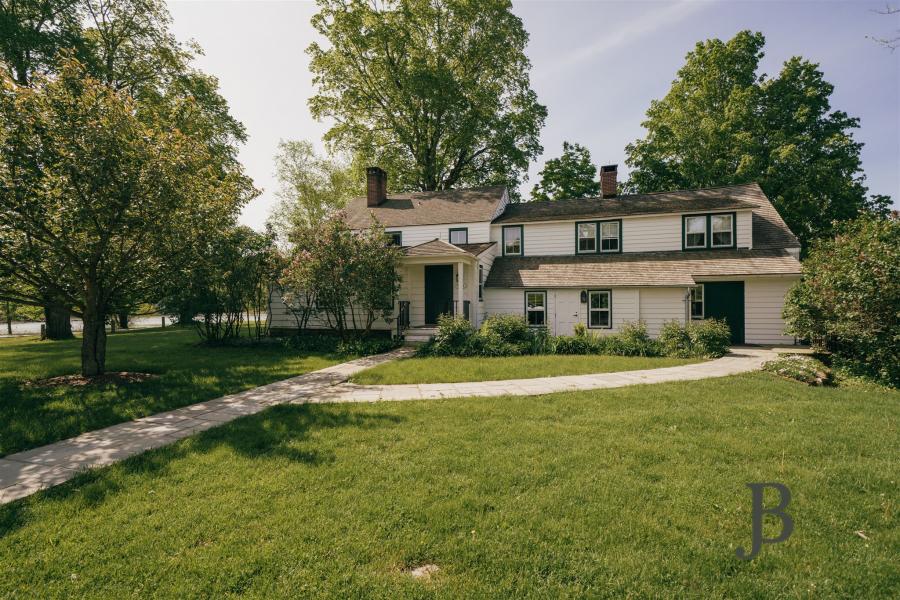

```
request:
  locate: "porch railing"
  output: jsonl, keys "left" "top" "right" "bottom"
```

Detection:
{"left": 396, "top": 300, "right": 410, "bottom": 337}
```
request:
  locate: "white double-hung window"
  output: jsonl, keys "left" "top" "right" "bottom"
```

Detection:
{"left": 525, "top": 291, "right": 546, "bottom": 326}
{"left": 577, "top": 222, "right": 597, "bottom": 253}
{"left": 690, "top": 285, "right": 704, "bottom": 319}
{"left": 684, "top": 216, "right": 706, "bottom": 249}
{"left": 711, "top": 214, "right": 734, "bottom": 247}
{"left": 600, "top": 221, "right": 620, "bottom": 252}
{"left": 588, "top": 290, "right": 611, "bottom": 328}
{"left": 503, "top": 225, "right": 523, "bottom": 256}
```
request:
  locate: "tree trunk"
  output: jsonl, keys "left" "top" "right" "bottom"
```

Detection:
{"left": 44, "top": 303, "right": 74, "bottom": 340}
{"left": 5, "top": 302, "right": 11, "bottom": 335}
{"left": 81, "top": 301, "right": 107, "bottom": 377}
{"left": 118, "top": 312, "right": 129, "bottom": 329}
{"left": 178, "top": 311, "right": 193, "bottom": 325}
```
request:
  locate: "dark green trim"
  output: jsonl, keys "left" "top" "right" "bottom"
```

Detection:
{"left": 682, "top": 212, "right": 736, "bottom": 251}
{"left": 690, "top": 284, "right": 705, "bottom": 320}
{"left": 502, "top": 225, "right": 524, "bottom": 256}
{"left": 710, "top": 212, "right": 737, "bottom": 249}
{"left": 587, "top": 289, "right": 612, "bottom": 329}
{"left": 598, "top": 219, "right": 623, "bottom": 254}
{"left": 523, "top": 289, "right": 548, "bottom": 327}
{"left": 449, "top": 227, "right": 468, "bottom": 245}
{"left": 575, "top": 219, "right": 622, "bottom": 254}
{"left": 575, "top": 220, "right": 598, "bottom": 254}
{"left": 478, "top": 264, "right": 484, "bottom": 301}
{"left": 386, "top": 231, "right": 402, "bottom": 246}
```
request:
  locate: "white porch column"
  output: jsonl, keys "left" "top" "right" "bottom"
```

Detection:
{"left": 456, "top": 260, "right": 465, "bottom": 319}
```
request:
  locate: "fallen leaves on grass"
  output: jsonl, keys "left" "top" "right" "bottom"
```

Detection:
{"left": 24, "top": 371, "right": 159, "bottom": 388}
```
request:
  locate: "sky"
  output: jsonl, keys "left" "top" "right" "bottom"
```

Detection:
{"left": 166, "top": 0, "right": 900, "bottom": 230}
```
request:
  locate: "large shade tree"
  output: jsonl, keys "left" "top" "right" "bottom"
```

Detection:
{"left": 0, "top": 61, "right": 249, "bottom": 375}
{"left": 0, "top": 0, "right": 250, "bottom": 335}
{"left": 531, "top": 141, "right": 600, "bottom": 202}
{"left": 307, "top": 0, "right": 547, "bottom": 199}
{"left": 624, "top": 31, "right": 890, "bottom": 250}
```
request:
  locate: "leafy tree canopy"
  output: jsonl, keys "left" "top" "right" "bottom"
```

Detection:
{"left": 0, "top": 60, "right": 252, "bottom": 375}
{"left": 307, "top": 0, "right": 547, "bottom": 199}
{"left": 784, "top": 216, "right": 900, "bottom": 386}
{"left": 625, "top": 30, "right": 890, "bottom": 250}
{"left": 531, "top": 141, "right": 599, "bottom": 202}
{"left": 268, "top": 140, "right": 364, "bottom": 239}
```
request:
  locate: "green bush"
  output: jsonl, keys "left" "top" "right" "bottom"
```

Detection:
{"left": 428, "top": 314, "right": 477, "bottom": 356}
{"left": 687, "top": 319, "right": 732, "bottom": 358}
{"left": 783, "top": 217, "right": 899, "bottom": 387}
{"left": 604, "top": 321, "right": 661, "bottom": 357}
{"left": 275, "top": 333, "right": 400, "bottom": 356}
{"left": 763, "top": 355, "right": 833, "bottom": 386}
{"left": 658, "top": 321, "right": 693, "bottom": 357}
{"left": 481, "top": 314, "right": 533, "bottom": 346}
{"left": 554, "top": 335, "right": 593, "bottom": 355}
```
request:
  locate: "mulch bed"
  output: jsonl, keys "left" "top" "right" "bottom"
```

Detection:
{"left": 24, "top": 372, "right": 159, "bottom": 388}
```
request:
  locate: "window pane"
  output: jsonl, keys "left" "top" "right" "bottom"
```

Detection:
{"left": 601, "top": 222, "right": 619, "bottom": 238}
{"left": 686, "top": 216, "right": 705, "bottom": 234}
{"left": 386, "top": 232, "right": 401, "bottom": 246}
{"left": 601, "top": 237, "right": 619, "bottom": 251}
{"left": 450, "top": 229, "right": 468, "bottom": 244}
{"left": 527, "top": 293, "right": 544, "bottom": 308}
{"left": 578, "top": 223, "right": 596, "bottom": 239}
{"left": 691, "top": 302, "right": 703, "bottom": 319}
{"left": 528, "top": 311, "right": 545, "bottom": 326}
{"left": 686, "top": 232, "right": 705, "bottom": 248}
{"left": 589, "top": 311, "right": 600, "bottom": 327}
{"left": 504, "top": 227, "right": 521, "bottom": 254}
{"left": 590, "top": 293, "right": 599, "bottom": 309}
{"left": 712, "top": 214, "right": 732, "bottom": 232}
{"left": 579, "top": 237, "right": 596, "bottom": 251}
{"left": 712, "top": 231, "right": 732, "bottom": 246}
{"left": 596, "top": 311, "right": 610, "bottom": 327}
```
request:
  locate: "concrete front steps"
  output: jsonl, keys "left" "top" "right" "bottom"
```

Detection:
{"left": 403, "top": 327, "right": 437, "bottom": 344}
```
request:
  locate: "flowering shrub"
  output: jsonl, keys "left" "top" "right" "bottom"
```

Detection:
{"left": 763, "top": 355, "right": 833, "bottom": 386}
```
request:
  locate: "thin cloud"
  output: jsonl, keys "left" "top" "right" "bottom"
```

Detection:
{"left": 551, "top": 0, "right": 716, "bottom": 72}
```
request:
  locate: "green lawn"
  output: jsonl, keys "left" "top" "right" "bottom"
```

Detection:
{"left": 350, "top": 354, "right": 702, "bottom": 384}
{"left": 1, "top": 373, "right": 896, "bottom": 597}
{"left": 0, "top": 328, "right": 346, "bottom": 456}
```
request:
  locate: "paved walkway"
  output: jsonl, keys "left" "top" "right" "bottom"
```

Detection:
{"left": 0, "top": 348, "right": 414, "bottom": 505}
{"left": 0, "top": 346, "right": 776, "bottom": 505}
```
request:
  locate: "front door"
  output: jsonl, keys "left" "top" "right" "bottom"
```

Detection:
{"left": 703, "top": 281, "right": 745, "bottom": 344}
{"left": 424, "top": 265, "right": 454, "bottom": 325}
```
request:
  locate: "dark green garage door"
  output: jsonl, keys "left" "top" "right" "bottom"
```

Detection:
{"left": 703, "top": 281, "right": 745, "bottom": 344}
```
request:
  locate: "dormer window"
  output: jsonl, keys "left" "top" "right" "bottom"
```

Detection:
{"left": 711, "top": 214, "right": 734, "bottom": 248}
{"left": 684, "top": 216, "right": 706, "bottom": 249}
{"left": 600, "top": 221, "right": 621, "bottom": 252}
{"left": 577, "top": 222, "right": 597, "bottom": 253}
{"left": 683, "top": 213, "right": 736, "bottom": 250}
{"left": 576, "top": 220, "right": 621, "bottom": 254}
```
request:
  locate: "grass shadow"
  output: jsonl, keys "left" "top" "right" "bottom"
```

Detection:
{"left": 0, "top": 403, "right": 405, "bottom": 536}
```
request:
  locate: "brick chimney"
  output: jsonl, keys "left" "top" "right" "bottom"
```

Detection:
{"left": 366, "top": 166, "right": 388, "bottom": 207}
{"left": 600, "top": 164, "right": 617, "bottom": 198}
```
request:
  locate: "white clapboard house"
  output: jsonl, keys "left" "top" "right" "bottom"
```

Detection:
{"left": 270, "top": 165, "right": 802, "bottom": 345}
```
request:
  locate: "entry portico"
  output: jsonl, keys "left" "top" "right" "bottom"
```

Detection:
{"left": 398, "top": 239, "right": 494, "bottom": 329}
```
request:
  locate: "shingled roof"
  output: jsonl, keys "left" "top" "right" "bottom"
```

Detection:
{"left": 484, "top": 249, "right": 801, "bottom": 288}
{"left": 344, "top": 186, "right": 506, "bottom": 229}
{"left": 402, "top": 239, "right": 495, "bottom": 258}
{"left": 493, "top": 183, "right": 800, "bottom": 250}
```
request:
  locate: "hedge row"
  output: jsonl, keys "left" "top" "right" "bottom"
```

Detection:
{"left": 419, "top": 314, "right": 731, "bottom": 359}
